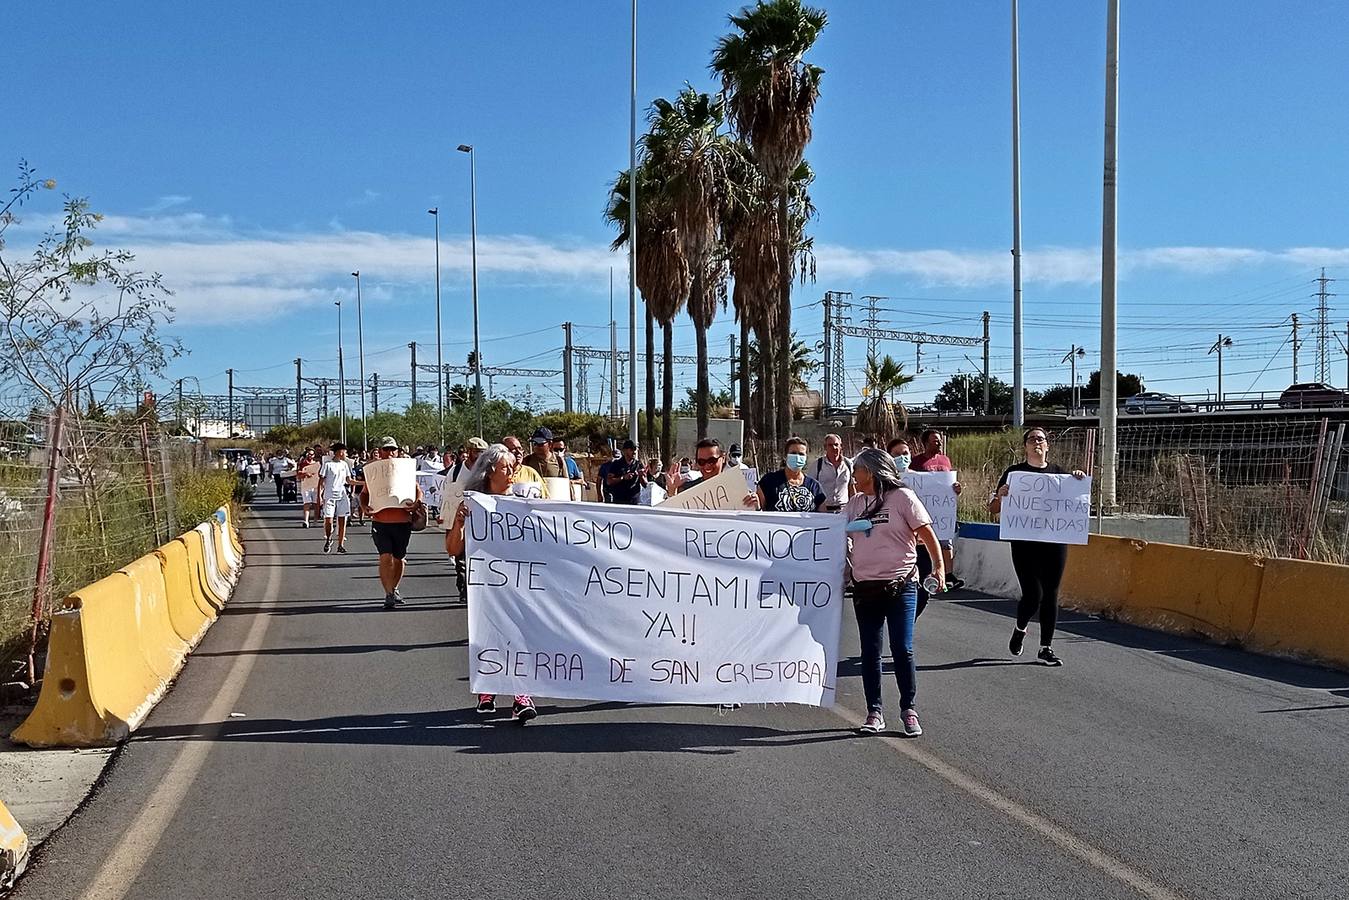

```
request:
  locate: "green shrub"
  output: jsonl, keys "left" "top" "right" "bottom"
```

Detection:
{"left": 174, "top": 469, "right": 239, "bottom": 532}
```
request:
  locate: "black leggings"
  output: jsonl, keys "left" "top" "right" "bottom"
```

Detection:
{"left": 1009, "top": 540, "right": 1068, "bottom": 646}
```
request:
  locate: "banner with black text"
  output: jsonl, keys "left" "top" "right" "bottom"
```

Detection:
{"left": 466, "top": 494, "right": 846, "bottom": 705}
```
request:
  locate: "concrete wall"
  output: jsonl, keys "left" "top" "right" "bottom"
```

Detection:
{"left": 955, "top": 522, "right": 1349, "bottom": 671}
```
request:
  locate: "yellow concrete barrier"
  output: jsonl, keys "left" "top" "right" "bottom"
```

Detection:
{"left": 120, "top": 555, "right": 190, "bottom": 682}
{"left": 156, "top": 540, "right": 215, "bottom": 647}
{"left": 1061, "top": 535, "right": 1141, "bottom": 617}
{"left": 1248, "top": 557, "right": 1349, "bottom": 670}
{"left": 211, "top": 518, "right": 239, "bottom": 585}
{"left": 11, "top": 574, "right": 166, "bottom": 748}
{"left": 193, "top": 523, "right": 233, "bottom": 604}
{"left": 0, "top": 798, "right": 28, "bottom": 889}
{"left": 1062, "top": 535, "right": 1264, "bottom": 645}
{"left": 216, "top": 505, "right": 244, "bottom": 567}
{"left": 181, "top": 529, "right": 227, "bottom": 612}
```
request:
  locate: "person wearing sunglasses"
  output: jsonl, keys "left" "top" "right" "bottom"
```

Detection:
{"left": 664, "top": 438, "right": 756, "bottom": 508}
{"left": 988, "top": 428, "right": 1087, "bottom": 667}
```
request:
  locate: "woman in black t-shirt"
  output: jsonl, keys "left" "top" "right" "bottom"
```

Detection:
{"left": 988, "top": 428, "right": 1087, "bottom": 666}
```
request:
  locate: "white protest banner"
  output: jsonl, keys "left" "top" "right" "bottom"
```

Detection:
{"left": 362, "top": 458, "right": 418, "bottom": 512}
{"left": 659, "top": 466, "right": 751, "bottom": 512}
{"left": 902, "top": 471, "right": 959, "bottom": 542}
{"left": 417, "top": 472, "right": 446, "bottom": 510}
{"left": 998, "top": 472, "right": 1092, "bottom": 545}
{"left": 543, "top": 477, "right": 573, "bottom": 502}
{"left": 466, "top": 495, "right": 846, "bottom": 705}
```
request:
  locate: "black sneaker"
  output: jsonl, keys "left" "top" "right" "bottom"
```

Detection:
{"left": 1038, "top": 646, "right": 1063, "bottom": 667}
{"left": 946, "top": 576, "right": 965, "bottom": 590}
{"left": 383, "top": 592, "right": 398, "bottom": 610}
{"left": 1009, "top": 629, "right": 1026, "bottom": 656}
{"left": 391, "top": 589, "right": 405, "bottom": 606}
{"left": 336, "top": 545, "right": 348, "bottom": 554}
{"left": 322, "top": 537, "right": 333, "bottom": 554}
{"left": 512, "top": 699, "right": 538, "bottom": 723}
{"left": 476, "top": 695, "right": 496, "bottom": 714}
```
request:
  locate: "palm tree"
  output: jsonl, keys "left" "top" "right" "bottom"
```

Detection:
{"left": 644, "top": 88, "right": 735, "bottom": 441}
{"left": 856, "top": 353, "right": 916, "bottom": 442}
{"left": 712, "top": 0, "right": 827, "bottom": 452}
{"left": 605, "top": 164, "right": 689, "bottom": 460}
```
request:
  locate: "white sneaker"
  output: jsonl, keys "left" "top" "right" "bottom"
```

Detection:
{"left": 859, "top": 712, "right": 885, "bottom": 734}
{"left": 902, "top": 708, "right": 922, "bottom": 737}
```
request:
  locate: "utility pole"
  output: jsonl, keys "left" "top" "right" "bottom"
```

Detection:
{"left": 1209, "top": 334, "right": 1233, "bottom": 404}
{"left": 982, "top": 310, "right": 991, "bottom": 414}
{"left": 627, "top": 0, "right": 639, "bottom": 447}
{"left": 351, "top": 271, "right": 366, "bottom": 453}
{"left": 728, "top": 334, "right": 737, "bottom": 406}
{"left": 371, "top": 373, "right": 379, "bottom": 415}
{"left": 822, "top": 291, "right": 832, "bottom": 411}
{"left": 862, "top": 295, "right": 883, "bottom": 362}
{"left": 1099, "top": 0, "right": 1120, "bottom": 511}
{"left": 336, "top": 299, "right": 346, "bottom": 444}
{"left": 563, "top": 322, "right": 575, "bottom": 413}
{"left": 409, "top": 342, "right": 418, "bottom": 407}
{"left": 226, "top": 368, "right": 235, "bottom": 438}
{"left": 1314, "top": 268, "right": 1336, "bottom": 383}
{"left": 609, "top": 268, "right": 619, "bottom": 418}
{"left": 294, "top": 358, "right": 303, "bottom": 426}
{"left": 1291, "top": 313, "right": 1300, "bottom": 383}
{"left": 1011, "top": 0, "right": 1025, "bottom": 427}
{"left": 962, "top": 372, "right": 971, "bottom": 412}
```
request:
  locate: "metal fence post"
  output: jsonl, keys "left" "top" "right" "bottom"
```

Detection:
{"left": 139, "top": 421, "right": 161, "bottom": 546}
{"left": 27, "top": 403, "right": 66, "bottom": 687}
{"left": 158, "top": 436, "right": 178, "bottom": 540}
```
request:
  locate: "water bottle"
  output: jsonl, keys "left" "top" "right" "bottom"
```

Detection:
{"left": 922, "top": 573, "right": 943, "bottom": 596}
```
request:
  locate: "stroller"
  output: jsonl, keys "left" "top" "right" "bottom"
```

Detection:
{"left": 281, "top": 476, "right": 298, "bottom": 502}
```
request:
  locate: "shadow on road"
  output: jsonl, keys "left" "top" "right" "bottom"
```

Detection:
{"left": 192, "top": 639, "right": 467, "bottom": 658}
{"left": 131, "top": 708, "right": 860, "bottom": 755}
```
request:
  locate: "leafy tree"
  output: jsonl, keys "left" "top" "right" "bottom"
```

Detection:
{"left": 1085, "top": 369, "right": 1145, "bottom": 399}
{"left": 676, "top": 388, "right": 735, "bottom": 416}
{"left": 933, "top": 373, "right": 1017, "bottom": 413}
{"left": 856, "top": 353, "right": 915, "bottom": 439}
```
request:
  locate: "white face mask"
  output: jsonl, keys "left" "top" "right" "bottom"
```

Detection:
{"left": 679, "top": 465, "right": 690, "bottom": 476}
{"left": 786, "top": 452, "right": 808, "bottom": 471}
{"left": 892, "top": 454, "right": 911, "bottom": 472}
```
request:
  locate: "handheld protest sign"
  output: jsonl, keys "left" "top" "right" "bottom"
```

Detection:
{"left": 362, "top": 458, "right": 418, "bottom": 512}
{"left": 998, "top": 472, "right": 1092, "bottom": 545}
{"left": 660, "top": 467, "right": 751, "bottom": 512}
{"left": 902, "top": 470, "right": 958, "bottom": 542}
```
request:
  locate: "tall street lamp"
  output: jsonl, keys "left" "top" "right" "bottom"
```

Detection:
{"left": 336, "top": 298, "right": 347, "bottom": 444}
{"left": 457, "top": 143, "right": 483, "bottom": 438}
{"left": 429, "top": 207, "right": 445, "bottom": 449}
{"left": 351, "top": 271, "right": 367, "bottom": 453}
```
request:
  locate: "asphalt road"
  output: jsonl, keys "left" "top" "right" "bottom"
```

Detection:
{"left": 15, "top": 502, "right": 1349, "bottom": 900}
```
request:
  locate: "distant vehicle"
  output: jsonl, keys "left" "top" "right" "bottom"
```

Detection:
{"left": 1123, "top": 392, "right": 1195, "bottom": 414}
{"left": 1278, "top": 382, "right": 1349, "bottom": 409}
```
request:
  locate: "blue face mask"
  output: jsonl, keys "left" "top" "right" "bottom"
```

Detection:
{"left": 785, "top": 452, "right": 807, "bottom": 471}
{"left": 892, "top": 454, "right": 911, "bottom": 472}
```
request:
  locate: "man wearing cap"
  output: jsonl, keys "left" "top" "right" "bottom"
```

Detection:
{"left": 451, "top": 437, "right": 487, "bottom": 484}
{"left": 605, "top": 439, "right": 646, "bottom": 505}
{"left": 551, "top": 434, "right": 588, "bottom": 497}
{"left": 725, "top": 443, "right": 744, "bottom": 468}
{"left": 360, "top": 436, "right": 424, "bottom": 609}
{"left": 520, "top": 427, "right": 567, "bottom": 481}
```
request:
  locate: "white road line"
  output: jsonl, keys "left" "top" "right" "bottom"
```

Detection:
{"left": 81, "top": 515, "right": 280, "bottom": 900}
{"left": 826, "top": 702, "right": 1187, "bottom": 900}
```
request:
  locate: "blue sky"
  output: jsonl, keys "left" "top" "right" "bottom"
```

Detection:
{"left": 8, "top": 0, "right": 1349, "bottom": 412}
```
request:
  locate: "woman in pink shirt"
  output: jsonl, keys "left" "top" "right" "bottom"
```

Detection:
{"left": 845, "top": 449, "right": 945, "bottom": 736}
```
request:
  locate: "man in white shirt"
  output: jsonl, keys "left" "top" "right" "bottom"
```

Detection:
{"left": 813, "top": 432, "right": 853, "bottom": 512}
{"left": 269, "top": 451, "right": 293, "bottom": 502}
{"left": 317, "top": 442, "right": 354, "bottom": 554}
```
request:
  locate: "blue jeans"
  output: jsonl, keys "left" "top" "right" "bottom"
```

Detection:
{"left": 852, "top": 579, "right": 917, "bottom": 713}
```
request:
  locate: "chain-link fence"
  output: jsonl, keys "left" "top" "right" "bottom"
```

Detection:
{"left": 945, "top": 419, "right": 1349, "bottom": 563}
{"left": 0, "top": 407, "right": 228, "bottom": 690}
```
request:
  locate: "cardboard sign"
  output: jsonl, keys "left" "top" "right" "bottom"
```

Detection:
{"left": 902, "top": 470, "right": 959, "bottom": 542}
{"left": 466, "top": 494, "right": 846, "bottom": 705}
{"left": 417, "top": 472, "right": 446, "bottom": 510}
{"left": 659, "top": 467, "right": 753, "bottom": 512}
{"left": 361, "top": 458, "right": 418, "bottom": 512}
{"left": 998, "top": 472, "right": 1092, "bottom": 545}
{"left": 299, "top": 461, "right": 321, "bottom": 493}
{"left": 543, "top": 477, "right": 574, "bottom": 502}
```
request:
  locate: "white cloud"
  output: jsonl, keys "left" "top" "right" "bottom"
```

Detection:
{"left": 143, "top": 194, "right": 191, "bottom": 213}
{"left": 9, "top": 210, "right": 1344, "bottom": 324}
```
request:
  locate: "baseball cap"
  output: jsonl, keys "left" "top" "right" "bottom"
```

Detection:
{"left": 379, "top": 436, "right": 399, "bottom": 449}
{"left": 466, "top": 437, "right": 489, "bottom": 451}
{"left": 530, "top": 427, "right": 554, "bottom": 445}
{"left": 729, "top": 443, "right": 742, "bottom": 455}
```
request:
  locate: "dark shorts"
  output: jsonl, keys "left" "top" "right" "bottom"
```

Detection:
{"left": 371, "top": 521, "right": 413, "bottom": 559}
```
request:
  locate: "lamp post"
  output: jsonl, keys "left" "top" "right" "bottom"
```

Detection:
{"left": 429, "top": 206, "right": 445, "bottom": 449}
{"left": 457, "top": 144, "right": 483, "bottom": 438}
{"left": 1209, "top": 334, "right": 1233, "bottom": 406}
{"left": 1011, "top": 0, "right": 1025, "bottom": 427}
{"left": 628, "top": 0, "right": 639, "bottom": 448}
{"left": 351, "top": 271, "right": 367, "bottom": 453}
{"left": 336, "top": 298, "right": 347, "bottom": 444}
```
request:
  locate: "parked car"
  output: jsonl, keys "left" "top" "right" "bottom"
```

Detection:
{"left": 1123, "top": 392, "right": 1195, "bottom": 414}
{"left": 1278, "top": 382, "right": 1349, "bottom": 408}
